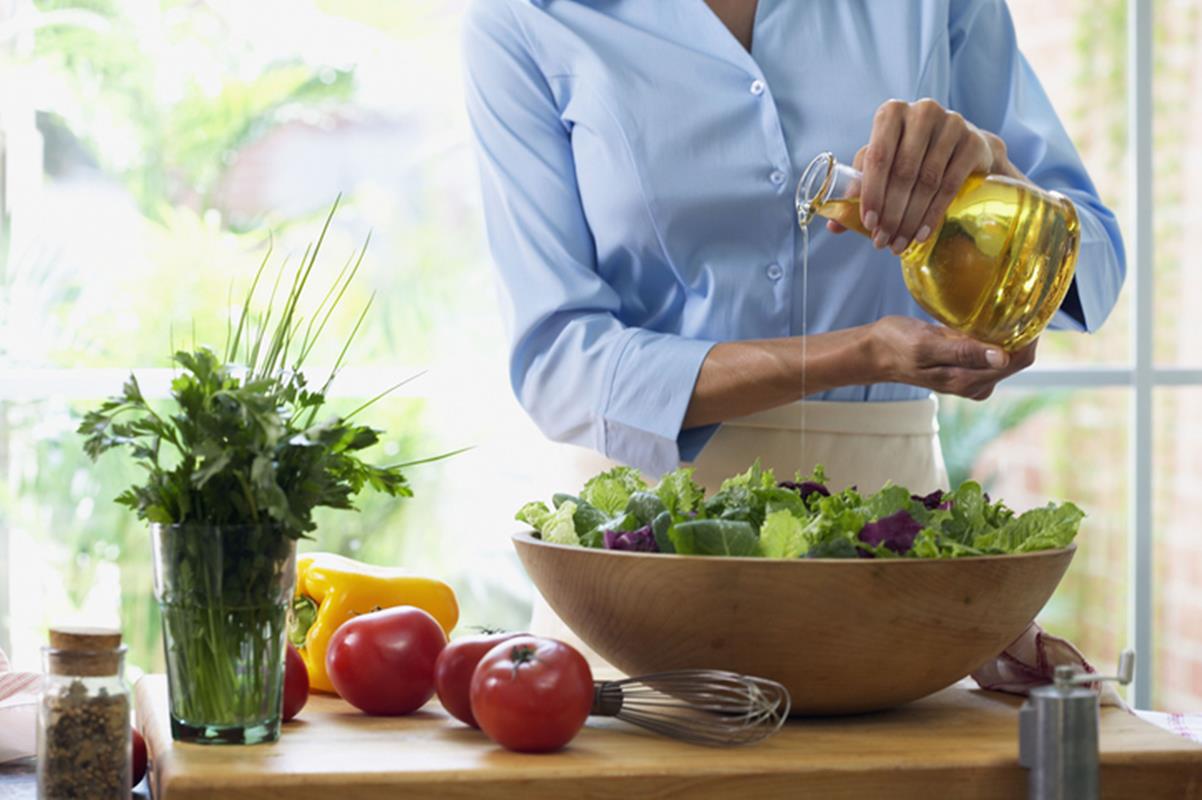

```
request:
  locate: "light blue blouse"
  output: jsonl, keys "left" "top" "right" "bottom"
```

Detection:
{"left": 462, "top": 0, "right": 1125, "bottom": 476}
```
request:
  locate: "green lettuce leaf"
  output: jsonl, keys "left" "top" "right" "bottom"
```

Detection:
{"left": 542, "top": 501, "right": 581, "bottom": 546}
{"left": 800, "top": 489, "right": 869, "bottom": 557}
{"left": 862, "top": 484, "right": 911, "bottom": 520}
{"left": 583, "top": 510, "right": 639, "bottom": 547}
{"left": 804, "top": 536, "right": 859, "bottom": 558}
{"left": 581, "top": 466, "right": 647, "bottom": 516}
{"left": 515, "top": 501, "right": 553, "bottom": 532}
{"left": 910, "top": 528, "right": 985, "bottom": 558}
{"left": 627, "top": 491, "right": 667, "bottom": 526}
{"left": 761, "top": 486, "right": 809, "bottom": 518}
{"left": 939, "top": 480, "right": 987, "bottom": 544}
{"left": 669, "top": 519, "right": 761, "bottom": 557}
{"left": 792, "top": 464, "right": 829, "bottom": 485}
{"left": 973, "top": 502, "right": 1084, "bottom": 553}
{"left": 716, "top": 460, "right": 778, "bottom": 497}
{"left": 654, "top": 467, "right": 706, "bottom": 518}
{"left": 553, "top": 493, "right": 610, "bottom": 538}
{"left": 760, "top": 509, "right": 807, "bottom": 559}
{"left": 702, "top": 460, "right": 789, "bottom": 531}
{"left": 651, "top": 510, "right": 676, "bottom": 553}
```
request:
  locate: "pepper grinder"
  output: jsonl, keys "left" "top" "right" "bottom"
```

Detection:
{"left": 1018, "top": 649, "right": 1135, "bottom": 800}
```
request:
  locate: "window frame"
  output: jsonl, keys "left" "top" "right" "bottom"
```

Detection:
{"left": 1126, "top": 0, "right": 1156, "bottom": 708}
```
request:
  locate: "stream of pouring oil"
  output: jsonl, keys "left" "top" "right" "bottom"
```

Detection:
{"left": 799, "top": 225, "right": 809, "bottom": 471}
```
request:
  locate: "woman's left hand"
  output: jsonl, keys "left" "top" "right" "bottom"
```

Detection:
{"left": 835, "top": 98, "right": 1011, "bottom": 254}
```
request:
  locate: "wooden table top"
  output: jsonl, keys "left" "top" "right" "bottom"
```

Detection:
{"left": 136, "top": 675, "right": 1202, "bottom": 799}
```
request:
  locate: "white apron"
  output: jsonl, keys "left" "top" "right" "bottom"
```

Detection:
{"left": 528, "top": 397, "right": 949, "bottom": 660}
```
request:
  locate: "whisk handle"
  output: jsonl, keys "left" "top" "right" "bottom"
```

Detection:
{"left": 591, "top": 681, "right": 624, "bottom": 717}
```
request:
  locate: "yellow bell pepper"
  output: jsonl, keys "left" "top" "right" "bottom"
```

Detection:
{"left": 291, "top": 552, "right": 459, "bottom": 694}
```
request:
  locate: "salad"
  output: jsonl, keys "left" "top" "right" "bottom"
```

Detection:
{"left": 515, "top": 462, "right": 1083, "bottom": 559}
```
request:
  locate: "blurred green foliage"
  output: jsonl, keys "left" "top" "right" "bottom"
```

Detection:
{"left": 32, "top": 0, "right": 355, "bottom": 219}
{"left": 938, "top": 393, "right": 1068, "bottom": 489}
{"left": 2, "top": 1, "right": 494, "bottom": 670}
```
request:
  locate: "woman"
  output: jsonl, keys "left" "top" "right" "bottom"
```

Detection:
{"left": 462, "top": 0, "right": 1124, "bottom": 501}
{"left": 463, "top": 0, "right": 1124, "bottom": 664}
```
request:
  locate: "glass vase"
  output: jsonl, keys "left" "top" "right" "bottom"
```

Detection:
{"left": 150, "top": 523, "right": 296, "bottom": 745}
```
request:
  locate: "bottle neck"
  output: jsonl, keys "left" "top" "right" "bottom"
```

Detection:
{"left": 795, "top": 153, "right": 867, "bottom": 234}
{"left": 795, "top": 152, "right": 835, "bottom": 227}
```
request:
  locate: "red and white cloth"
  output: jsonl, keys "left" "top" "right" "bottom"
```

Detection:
{"left": 972, "top": 625, "right": 1202, "bottom": 743}
{"left": 1134, "top": 710, "right": 1202, "bottom": 744}
{"left": 970, "top": 622, "right": 1202, "bottom": 744}
{"left": 971, "top": 622, "right": 1127, "bottom": 708}
{"left": 0, "top": 647, "right": 41, "bottom": 763}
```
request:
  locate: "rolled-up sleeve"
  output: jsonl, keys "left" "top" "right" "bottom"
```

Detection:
{"left": 946, "top": 0, "right": 1126, "bottom": 333}
{"left": 462, "top": 1, "right": 716, "bottom": 476}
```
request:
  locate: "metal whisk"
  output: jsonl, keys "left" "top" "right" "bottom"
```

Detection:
{"left": 590, "top": 669, "right": 791, "bottom": 746}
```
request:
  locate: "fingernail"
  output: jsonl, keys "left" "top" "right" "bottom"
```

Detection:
{"left": 873, "top": 232, "right": 889, "bottom": 249}
{"left": 915, "top": 225, "right": 931, "bottom": 243}
{"left": 864, "top": 211, "right": 879, "bottom": 231}
{"left": 890, "top": 236, "right": 908, "bottom": 254}
{"left": 985, "top": 349, "right": 1006, "bottom": 369}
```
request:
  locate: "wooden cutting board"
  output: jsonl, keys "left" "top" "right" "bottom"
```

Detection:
{"left": 135, "top": 675, "right": 1202, "bottom": 799}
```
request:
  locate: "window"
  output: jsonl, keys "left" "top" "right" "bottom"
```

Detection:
{"left": 2, "top": 0, "right": 1199, "bottom": 709}
{"left": 952, "top": 0, "right": 1202, "bottom": 708}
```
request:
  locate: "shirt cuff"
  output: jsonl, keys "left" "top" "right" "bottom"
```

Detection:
{"left": 600, "top": 329, "right": 717, "bottom": 478}
{"left": 678, "top": 423, "right": 720, "bottom": 463}
{"left": 1050, "top": 191, "right": 1125, "bottom": 333}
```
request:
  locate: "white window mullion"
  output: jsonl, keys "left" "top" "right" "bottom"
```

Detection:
{"left": 1, "top": 366, "right": 1194, "bottom": 402}
{"left": 1128, "top": 0, "right": 1155, "bottom": 710}
{"left": 1002, "top": 366, "right": 1134, "bottom": 388}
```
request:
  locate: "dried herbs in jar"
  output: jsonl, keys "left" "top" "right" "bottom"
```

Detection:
{"left": 37, "top": 627, "right": 131, "bottom": 799}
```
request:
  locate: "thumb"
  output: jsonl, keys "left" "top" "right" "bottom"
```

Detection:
{"left": 946, "top": 337, "right": 1008, "bottom": 370}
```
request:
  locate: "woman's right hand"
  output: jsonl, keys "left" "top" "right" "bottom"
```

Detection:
{"left": 869, "top": 316, "right": 1035, "bottom": 400}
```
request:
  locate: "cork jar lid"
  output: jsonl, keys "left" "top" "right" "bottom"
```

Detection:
{"left": 46, "top": 626, "right": 125, "bottom": 676}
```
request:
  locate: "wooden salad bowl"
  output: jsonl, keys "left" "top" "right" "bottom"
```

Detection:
{"left": 512, "top": 532, "right": 1075, "bottom": 715}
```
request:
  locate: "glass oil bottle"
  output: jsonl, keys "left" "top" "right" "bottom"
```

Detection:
{"left": 795, "top": 151, "right": 1080, "bottom": 351}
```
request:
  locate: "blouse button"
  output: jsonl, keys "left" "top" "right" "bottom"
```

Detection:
{"left": 770, "top": 169, "right": 786, "bottom": 185}
{"left": 765, "top": 263, "right": 784, "bottom": 281}
{"left": 749, "top": 79, "right": 766, "bottom": 96}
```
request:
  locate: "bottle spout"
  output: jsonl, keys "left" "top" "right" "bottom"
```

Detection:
{"left": 795, "top": 152, "right": 836, "bottom": 229}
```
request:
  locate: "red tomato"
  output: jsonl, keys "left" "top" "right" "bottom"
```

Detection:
{"left": 434, "top": 632, "right": 523, "bottom": 727}
{"left": 326, "top": 606, "right": 447, "bottom": 715}
{"left": 469, "top": 636, "right": 594, "bottom": 753}
{"left": 131, "top": 727, "right": 147, "bottom": 787}
{"left": 283, "top": 642, "right": 310, "bottom": 722}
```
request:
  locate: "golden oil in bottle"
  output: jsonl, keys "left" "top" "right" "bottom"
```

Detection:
{"left": 795, "top": 153, "right": 1080, "bottom": 351}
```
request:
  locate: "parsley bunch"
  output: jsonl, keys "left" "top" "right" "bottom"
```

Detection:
{"left": 79, "top": 201, "right": 436, "bottom": 539}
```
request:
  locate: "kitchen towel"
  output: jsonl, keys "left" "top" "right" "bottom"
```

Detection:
{"left": 1134, "top": 710, "right": 1202, "bottom": 744}
{"left": 0, "top": 648, "right": 40, "bottom": 764}
{"left": 971, "top": 622, "right": 1127, "bottom": 708}
{"left": 973, "top": 629, "right": 1202, "bottom": 743}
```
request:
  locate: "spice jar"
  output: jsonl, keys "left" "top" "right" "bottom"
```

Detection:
{"left": 37, "top": 627, "right": 131, "bottom": 800}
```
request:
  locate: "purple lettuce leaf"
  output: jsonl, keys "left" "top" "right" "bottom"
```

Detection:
{"left": 911, "top": 489, "right": 952, "bottom": 511}
{"left": 603, "top": 524, "right": 659, "bottom": 552}
{"left": 778, "top": 480, "right": 831, "bottom": 501}
{"left": 858, "top": 509, "right": 923, "bottom": 556}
